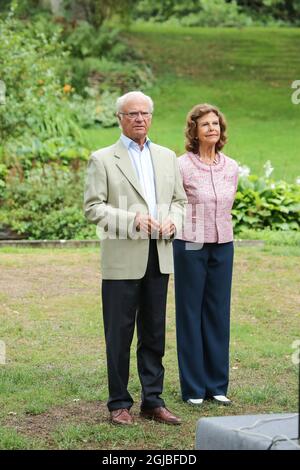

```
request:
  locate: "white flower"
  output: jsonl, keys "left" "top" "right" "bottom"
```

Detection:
{"left": 270, "top": 183, "right": 275, "bottom": 189}
{"left": 296, "top": 176, "right": 300, "bottom": 185}
{"left": 263, "top": 160, "right": 274, "bottom": 178}
{"left": 238, "top": 164, "right": 250, "bottom": 178}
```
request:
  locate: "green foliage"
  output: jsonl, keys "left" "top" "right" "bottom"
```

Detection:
{"left": 4, "top": 135, "right": 90, "bottom": 173}
{"left": 2, "top": 0, "right": 300, "bottom": 26}
{"left": 133, "top": 0, "right": 253, "bottom": 26}
{"left": 63, "top": 21, "right": 128, "bottom": 60}
{"left": 0, "top": 8, "right": 89, "bottom": 171}
{"left": 0, "top": 6, "right": 144, "bottom": 172}
{"left": 237, "top": 0, "right": 300, "bottom": 25}
{"left": 63, "top": 0, "right": 135, "bottom": 28}
{"left": 0, "top": 0, "right": 135, "bottom": 26}
{"left": 233, "top": 163, "right": 300, "bottom": 233}
{"left": 0, "top": 166, "right": 96, "bottom": 240}
{"left": 0, "top": 0, "right": 42, "bottom": 16}
{"left": 68, "top": 89, "right": 119, "bottom": 129}
{"left": 0, "top": 163, "right": 8, "bottom": 198}
{"left": 62, "top": 22, "right": 153, "bottom": 99}
{"left": 180, "top": 0, "right": 252, "bottom": 27}
{"left": 133, "top": 0, "right": 300, "bottom": 25}
{"left": 0, "top": 4, "right": 154, "bottom": 153}
{"left": 69, "top": 57, "right": 153, "bottom": 96}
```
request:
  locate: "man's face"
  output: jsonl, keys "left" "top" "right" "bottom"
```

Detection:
{"left": 118, "top": 96, "right": 152, "bottom": 145}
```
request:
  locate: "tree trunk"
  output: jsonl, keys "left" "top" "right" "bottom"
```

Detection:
{"left": 40, "top": 0, "right": 63, "bottom": 15}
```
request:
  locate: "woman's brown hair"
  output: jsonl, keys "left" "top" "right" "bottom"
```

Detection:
{"left": 185, "top": 103, "right": 227, "bottom": 154}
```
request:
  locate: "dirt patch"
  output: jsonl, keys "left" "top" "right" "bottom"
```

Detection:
{"left": 3, "top": 401, "right": 186, "bottom": 450}
{"left": 0, "top": 252, "right": 101, "bottom": 300}
{"left": 4, "top": 400, "right": 108, "bottom": 447}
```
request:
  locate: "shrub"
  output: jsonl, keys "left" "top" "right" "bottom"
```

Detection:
{"left": 0, "top": 9, "right": 89, "bottom": 172}
{"left": 0, "top": 166, "right": 96, "bottom": 240}
{"left": 67, "top": 89, "right": 119, "bottom": 129}
{"left": 0, "top": 9, "right": 154, "bottom": 171}
{"left": 133, "top": 0, "right": 252, "bottom": 27}
{"left": 180, "top": 0, "right": 252, "bottom": 27}
{"left": 63, "top": 21, "right": 131, "bottom": 61}
{"left": 233, "top": 162, "right": 300, "bottom": 234}
{"left": 69, "top": 57, "right": 154, "bottom": 96}
{"left": 0, "top": 163, "right": 8, "bottom": 199}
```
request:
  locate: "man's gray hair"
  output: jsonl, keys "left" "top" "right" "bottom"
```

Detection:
{"left": 116, "top": 91, "right": 154, "bottom": 114}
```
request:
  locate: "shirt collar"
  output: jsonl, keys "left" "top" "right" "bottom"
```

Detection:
{"left": 120, "top": 133, "right": 151, "bottom": 150}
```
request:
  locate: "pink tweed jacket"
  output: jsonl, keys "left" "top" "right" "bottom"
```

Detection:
{"left": 177, "top": 152, "right": 239, "bottom": 244}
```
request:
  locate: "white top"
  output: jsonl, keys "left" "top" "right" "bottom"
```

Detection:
{"left": 120, "top": 133, "right": 157, "bottom": 218}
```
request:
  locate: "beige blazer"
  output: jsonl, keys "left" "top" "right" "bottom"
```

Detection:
{"left": 84, "top": 138, "right": 187, "bottom": 279}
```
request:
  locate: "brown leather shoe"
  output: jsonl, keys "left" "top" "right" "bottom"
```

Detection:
{"left": 140, "top": 406, "right": 181, "bottom": 425}
{"left": 110, "top": 408, "right": 133, "bottom": 425}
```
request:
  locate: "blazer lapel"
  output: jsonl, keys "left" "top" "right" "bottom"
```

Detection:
{"left": 114, "top": 140, "right": 146, "bottom": 202}
{"left": 149, "top": 143, "right": 164, "bottom": 204}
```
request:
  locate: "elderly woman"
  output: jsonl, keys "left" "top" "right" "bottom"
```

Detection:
{"left": 173, "top": 103, "right": 239, "bottom": 405}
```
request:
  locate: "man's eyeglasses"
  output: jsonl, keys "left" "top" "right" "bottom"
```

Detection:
{"left": 119, "top": 111, "right": 152, "bottom": 120}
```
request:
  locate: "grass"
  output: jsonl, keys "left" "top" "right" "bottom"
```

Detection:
{"left": 83, "top": 25, "right": 300, "bottom": 181}
{"left": 0, "top": 426, "right": 42, "bottom": 450}
{"left": 237, "top": 229, "right": 300, "bottom": 247}
{"left": 0, "top": 245, "right": 299, "bottom": 450}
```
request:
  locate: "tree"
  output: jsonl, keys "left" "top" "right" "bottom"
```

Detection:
{"left": 1, "top": 1, "right": 136, "bottom": 26}
{"left": 60, "top": 0, "right": 136, "bottom": 27}
{"left": 236, "top": 0, "right": 300, "bottom": 23}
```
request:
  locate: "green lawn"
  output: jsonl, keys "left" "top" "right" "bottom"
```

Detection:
{"left": 83, "top": 25, "right": 300, "bottom": 182}
{"left": 0, "top": 245, "right": 298, "bottom": 449}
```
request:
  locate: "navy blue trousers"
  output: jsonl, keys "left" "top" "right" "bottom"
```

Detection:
{"left": 173, "top": 240, "right": 234, "bottom": 401}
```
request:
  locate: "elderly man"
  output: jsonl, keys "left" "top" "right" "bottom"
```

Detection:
{"left": 84, "top": 91, "right": 187, "bottom": 425}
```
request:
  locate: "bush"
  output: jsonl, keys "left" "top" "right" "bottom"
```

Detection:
{"left": 233, "top": 162, "right": 300, "bottom": 234}
{"left": 63, "top": 21, "right": 131, "bottom": 61}
{"left": 69, "top": 57, "right": 154, "bottom": 96}
{"left": 0, "top": 9, "right": 89, "bottom": 172}
{"left": 67, "top": 89, "right": 119, "bottom": 129}
{"left": 0, "top": 166, "right": 96, "bottom": 240}
{"left": 0, "top": 9, "right": 154, "bottom": 170}
{"left": 180, "top": 0, "right": 252, "bottom": 27}
{"left": 0, "top": 163, "right": 8, "bottom": 199}
{"left": 133, "top": 0, "right": 252, "bottom": 27}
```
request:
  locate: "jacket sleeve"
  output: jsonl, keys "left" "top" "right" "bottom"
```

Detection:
{"left": 83, "top": 154, "right": 137, "bottom": 238}
{"left": 168, "top": 153, "right": 187, "bottom": 238}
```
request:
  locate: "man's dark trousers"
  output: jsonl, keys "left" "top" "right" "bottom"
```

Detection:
{"left": 102, "top": 239, "right": 169, "bottom": 411}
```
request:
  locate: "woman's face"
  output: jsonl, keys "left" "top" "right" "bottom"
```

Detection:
{"left": 196, "top": 111, "right": 220, "bottom": 146}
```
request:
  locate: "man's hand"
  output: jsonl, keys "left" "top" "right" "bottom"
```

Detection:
{"left": 135, "top": 212, "right": 161, "bottom": 235}
{"left": 159, "top": 218, "right": 176, "bottom": 239}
